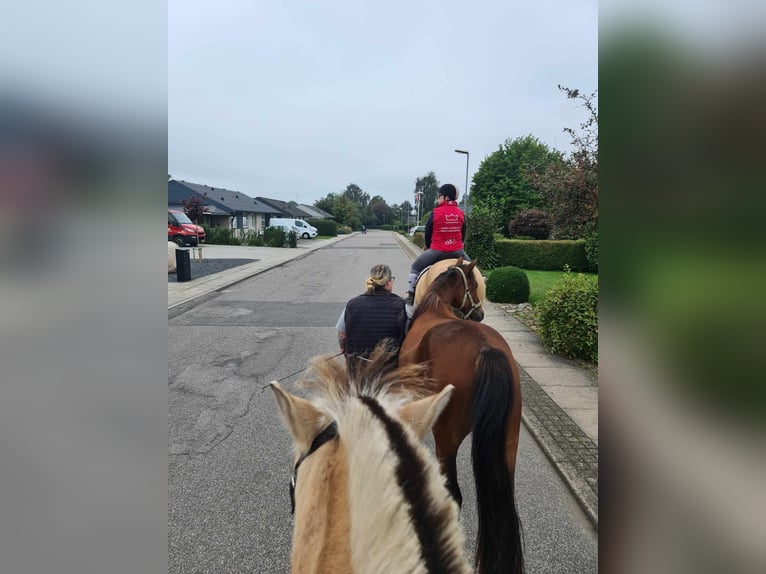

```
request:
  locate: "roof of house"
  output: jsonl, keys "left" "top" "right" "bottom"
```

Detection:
{"left": 169, "top": 180, "right": 281, "bottom": 215}
{"left": 255, "top": 197, "right": 313, "bottom": 218}
{"left": 298, "top": 204, "right": 335, "bottom": 220}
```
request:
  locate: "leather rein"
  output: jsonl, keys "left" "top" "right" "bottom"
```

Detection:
{"left": 289, "top": 421, "right": 338, "bottom": 514}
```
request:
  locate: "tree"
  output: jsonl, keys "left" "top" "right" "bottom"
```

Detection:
{"left": 342, "top": 183, "right": 369, "bottom": 209}
{"left": 470, "top": 135, "right": 561, "bottom": 236}
{"left": 413, "top": 172, "right": 440, "bottom": 223}
{"left": 314, "top": 193, "right": 337, "bottom": 215}
{"left": 182, "top": 193, "right": 207, "bottom": 244}
{"left": 534, "top": 85, "right": 598, "bottom": 239}
{"left": 369, "top": 196, "right": 391, "bottom": 225}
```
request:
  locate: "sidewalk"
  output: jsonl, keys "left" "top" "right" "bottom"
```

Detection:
{"left": 168, "top": 233, "right": 598, "bottom": 526}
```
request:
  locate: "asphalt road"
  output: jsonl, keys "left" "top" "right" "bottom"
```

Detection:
{"left": 169, "top": 231, "right": 597, "bottom": 573}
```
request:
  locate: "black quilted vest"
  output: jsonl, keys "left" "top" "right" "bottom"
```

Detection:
{"left": 344, "top": 291, "right": 407, "bottom": 357}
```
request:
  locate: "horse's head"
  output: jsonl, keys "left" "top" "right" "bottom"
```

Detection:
{"left": 269, "top": 349, "right": 468, "bottom": 572}
{"left": 447, "top": 258, "right": 485, "bottom": 322}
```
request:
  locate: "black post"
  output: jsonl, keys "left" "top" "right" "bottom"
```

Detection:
{"left": 175, "top": 249, "right": 191, "bottom": 282}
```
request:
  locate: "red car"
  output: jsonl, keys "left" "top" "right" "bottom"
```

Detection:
{"left": 168, "top": 210, "right": 206, "bottom": 246}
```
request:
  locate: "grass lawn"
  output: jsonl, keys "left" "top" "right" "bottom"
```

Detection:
{"left": 484, "top": 269, "right": 597, "bottom": 305}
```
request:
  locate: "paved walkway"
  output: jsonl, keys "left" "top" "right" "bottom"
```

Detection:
{"left": 168, "top": 233, "right": 598, "bottom": 526}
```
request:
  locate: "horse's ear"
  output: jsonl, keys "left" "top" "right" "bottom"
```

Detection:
{"left": 269, "top": 382, "right": 330, "bottom": 454}
{"left": 398, "top": 385, "right": 455, "bottom": 439}
{"left": 466, "top": 259, "right": 477, "bottom": 274}
{"left": 455, "top": 257, "right": 464, "bottom": 266}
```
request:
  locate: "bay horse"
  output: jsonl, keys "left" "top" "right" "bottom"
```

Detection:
{"left": 270, "top": 346, "right": 472, "bottom": 574}
{"left": 400, "top": 258, "right": 524, "bottom": 574}
{"left": 413, "top": 258, "right": 486, "bottom": 321}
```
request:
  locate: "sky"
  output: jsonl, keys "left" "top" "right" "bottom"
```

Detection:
{"left": 169, "top": 0, "right": 598, "bottom": 207}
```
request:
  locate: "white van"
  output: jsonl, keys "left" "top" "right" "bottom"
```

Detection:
{"left": 270, "top": 218, "right": 318, "bottom": 239}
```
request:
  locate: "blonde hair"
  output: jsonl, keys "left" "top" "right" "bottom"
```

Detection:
{"left": 365, "top": 264, "right": 392, "bottom": 293}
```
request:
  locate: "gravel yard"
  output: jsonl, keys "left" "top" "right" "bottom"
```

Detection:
{"left": 168, "top": 258, "right": 256, "bottom": 282}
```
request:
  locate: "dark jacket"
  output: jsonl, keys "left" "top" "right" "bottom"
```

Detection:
{"left": 344, "top": 290, "right": 407, "bottom": 357}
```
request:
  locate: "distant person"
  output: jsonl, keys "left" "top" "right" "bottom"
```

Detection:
{"left": 405, "top": 183, "right": 469, "bottom": 314}
{"left": 336, "top": 264, "right": 406, "bottom": 373}
{"left": 361, "top": 224, "right": 367, "bottom": 234}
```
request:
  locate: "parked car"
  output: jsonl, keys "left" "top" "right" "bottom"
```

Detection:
{"left": 270, "top": 218, "right": 318, "bottom": 239}
{"left": 168, "top": 210, "right": 206, "bottom": 246}
{"left": 408, "top": 225, "right": 426, "bottom": 237}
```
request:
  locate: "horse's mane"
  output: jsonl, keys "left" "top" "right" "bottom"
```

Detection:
{"left": 411, "top": 267, "right": 460, "bottom": 322}
{"left": 297, "top": 342, "right": 434, "bottom": 415}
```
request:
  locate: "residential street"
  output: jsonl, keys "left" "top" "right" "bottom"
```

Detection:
{"left": 168, "top": 231, "right": 597, "bottom": 573}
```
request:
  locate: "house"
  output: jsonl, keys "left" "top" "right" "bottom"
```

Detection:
{"left": 298, "top": 204, "right": 335, "bottom": 220}
{"left": 255, "top": 197, "right": 316, "bottom": 222}
{"left": 169, "top": 180, "right": 281, "bottom": 236}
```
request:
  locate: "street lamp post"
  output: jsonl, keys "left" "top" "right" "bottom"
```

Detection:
{"left": 415, "top": 191, "right": 423, "bottom": 224}
{"left": 454, "top": 149, "right": 469, "bottom": 210}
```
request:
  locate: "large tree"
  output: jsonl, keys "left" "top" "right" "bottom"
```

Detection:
{"left": 314, "top": 192, "right": 360, "bottom": 227}
{"left": 470, "top": 135, "right": 560, "bottom": 236}
{"left": 534, "top": 86, "right": 598, "bottom": 239}
{"left": 413, "top": 172, "right": 440, "bottom": 223}
{"left": 368, "top": 195, "right": 391, "bottom": 225}
{"left": 342, "top": 183, "right": 369, "bottom": 209}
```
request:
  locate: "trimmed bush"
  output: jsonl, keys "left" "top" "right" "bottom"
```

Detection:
{"left": 508, "top": 208, "right": 552, "bottom": 239}
{"left": 537, "top": 272, "right": 598, "bottom": 363}
{"left": 465, "top": 206, "right": 500, "bottom": 269}
{"left": 242, "top": 231, "right": 264, "bottom": 246}
{"left": 203, "top": 226, "right": 241, "bottom": 245}
{"left": 495, "top": 239, "right": 589, "bottom": 271}
{"left": 412, "top": 232, "right": 425, "bottom": 249}
{"left": 307, "top": 218, "right": 338, "bottom": 236}
{"left": 338, "top": 225, "right": 352, "bottom": 234}
{"left": 486, "top": 266, "right": 530, "bottom": 303}
{"left": 263, "top": 226, "right": 287, "bottom": 247}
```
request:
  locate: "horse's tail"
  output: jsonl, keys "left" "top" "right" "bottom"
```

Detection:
{"left": 471, "top": 346, "right": 524, "bottom": 574}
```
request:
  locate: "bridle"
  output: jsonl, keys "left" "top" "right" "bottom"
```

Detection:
{"left": 289, "top": 421, "right": 338, "bottom": 514}
{"left": 450, "top": 265, "right": 483, "bottom": 320}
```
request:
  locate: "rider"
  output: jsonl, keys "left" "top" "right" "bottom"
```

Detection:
{"left": 336, "top": 264, "right": 407, "bottom": 370}
{"left": 405, "top": 183, "right": 469, "bottom": 315}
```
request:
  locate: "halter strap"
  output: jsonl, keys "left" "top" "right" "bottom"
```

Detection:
{"left": 451, "top": 265, "right": 483, "bottom": 320}
{"left": 290, "top": 421, "right": 338, "bottom": 514}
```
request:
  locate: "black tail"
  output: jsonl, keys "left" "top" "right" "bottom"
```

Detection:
{"left": 471, "top": 346, "right": 524, "bottom": 574}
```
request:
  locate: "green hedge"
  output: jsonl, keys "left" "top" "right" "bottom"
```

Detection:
{"left": 307, "top": 219, "right": 338, "bottom": 236}
{"left": 202, "top": 226, "right": 241, "bottom": 245}
{"left": 495, "top": 239, "right": 589, "bottom": 271}
{"left": 412, "top": 232, "right": 425, "bottom": 249}
{"left": 537, "top": 272, "right": 598, "bottom": 363}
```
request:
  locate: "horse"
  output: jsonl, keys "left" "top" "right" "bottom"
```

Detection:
{"left": 399, "top": 258, "right": 524, "bottom": 574}
{"left": 413, "top": 257, "right": 486, "bottom": 321}
{"left": 269, "top": 346, "right": 472, "bottom": 574}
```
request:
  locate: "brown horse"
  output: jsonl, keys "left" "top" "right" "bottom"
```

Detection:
{"left": 400, "top": 258, "right": 524, "bottom": 574}
{"left": 270, "top": 347, "right": 472, "bottom": 574}
{"left": 413, "top": 257, "right": 486, "bottom": 321}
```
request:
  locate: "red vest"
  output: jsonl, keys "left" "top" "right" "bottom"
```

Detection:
{"left": 429, "top": 202, "right": 465, "bottom": 251}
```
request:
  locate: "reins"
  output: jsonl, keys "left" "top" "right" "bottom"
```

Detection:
{"left": 290, "top": 421, "right": 338, "bottom": 514}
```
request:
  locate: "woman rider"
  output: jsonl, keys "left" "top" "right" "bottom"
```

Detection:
{"left": 405, "top": 183, "right": 469, "bottom": 314}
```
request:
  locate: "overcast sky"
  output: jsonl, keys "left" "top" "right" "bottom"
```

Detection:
{"left": 169, "top": 0, "right": 597, "bottom": 207}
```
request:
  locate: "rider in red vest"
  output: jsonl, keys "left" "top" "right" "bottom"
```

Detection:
{"left": 405, "top": 184, "right": 469, "bottom": 314}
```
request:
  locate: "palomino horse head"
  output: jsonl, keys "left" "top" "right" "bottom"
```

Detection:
{"left": 269, "top": 345, "right": 472, "bottom": 574}
{"left": 415, "top": 258, "right": 485, "bottom": 322}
